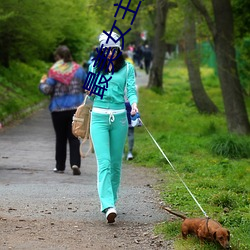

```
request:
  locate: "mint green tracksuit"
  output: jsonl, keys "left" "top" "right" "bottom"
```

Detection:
{"left": 89, "top": 62, "right": 137, "bottom": 212}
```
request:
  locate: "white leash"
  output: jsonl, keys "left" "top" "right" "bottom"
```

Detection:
{"left": 139, "top": 118, "right": 209, "bottom": 218}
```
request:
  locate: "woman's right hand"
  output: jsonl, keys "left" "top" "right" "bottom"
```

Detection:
{"left": 40, "top": 74, "right": 47, "bottom": 83}
{"left": 131, "top": 103, "right": 138, "bottom": 116}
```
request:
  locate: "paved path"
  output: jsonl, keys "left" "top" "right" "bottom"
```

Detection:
{"left": 0, "top": 71, "right": 173, "bottom": 249}
{"left": 135, "top": 68, "right": 149, "bottom": 88}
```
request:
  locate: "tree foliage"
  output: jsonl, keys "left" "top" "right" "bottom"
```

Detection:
{"left": 164, "top": 1, "right": 184, "bottom": 44}
{"left": 90, "top": 0, "right": 156, "bottom": 47}
{"left": 232, "top": 0, "right": 250, "bottom": 39}
{"left": 0, "top": 0, "right": 97, "bottom": 67}
{"left": 232, "top": 0, "right": 250, "bottom": 95}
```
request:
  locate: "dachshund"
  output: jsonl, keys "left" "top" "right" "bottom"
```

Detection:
{"left": 162, "top": 207, "right": 231, "bottom": 249}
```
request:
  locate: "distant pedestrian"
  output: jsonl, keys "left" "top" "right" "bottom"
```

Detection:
{"left": 143, "top": 45, "right": 152, "bottom": 74}
{"left": 39, "top": 45, "right": 87, "bottom": 175}
{"left": 134, "top": 45, "right": 144, "bottom": 69}
{"left": 123, "top": 52, "right": 137, "bottom": 160}
{"left": 125, "top": 102, "right": 134, "bottom": 160}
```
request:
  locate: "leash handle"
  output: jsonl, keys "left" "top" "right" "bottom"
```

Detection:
{"left": 139, "top": 118, "right": 209, "bottom": 218}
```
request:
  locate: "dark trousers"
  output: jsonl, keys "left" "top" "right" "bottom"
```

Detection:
{"left": 127, "top": 127, "right": 134, "bottom": 152}
{"left": 51, "top": 110, "right": 80, "bottom": 171}
{"left": 144, "top": 59, "right": 151, "bottom": 74}
{"left": 125, "top": 102, "right": 134, "bottom": 153}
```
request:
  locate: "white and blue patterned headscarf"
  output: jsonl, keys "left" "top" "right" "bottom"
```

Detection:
{"left": 99, "top": 31, "right": 121, "bottom": 49}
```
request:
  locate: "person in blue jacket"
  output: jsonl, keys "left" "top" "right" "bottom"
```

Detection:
{"left": 87, "top": 32, "right": 139, "bottom": 223}
{"left": 39, "top": 45, "right": 87, "bottom": 175}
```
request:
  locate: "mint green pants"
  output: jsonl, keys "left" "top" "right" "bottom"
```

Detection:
{"left": 90, "top": 111, "right": 128, "bottom": 212}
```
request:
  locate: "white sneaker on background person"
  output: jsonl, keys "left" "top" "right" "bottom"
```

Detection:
{"left": 127, "top": 152, "right": 133, "bottom": 160}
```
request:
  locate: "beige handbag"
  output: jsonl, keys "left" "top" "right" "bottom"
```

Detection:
{"left": 72, "top": 95, "right": 93, "bottom": 158}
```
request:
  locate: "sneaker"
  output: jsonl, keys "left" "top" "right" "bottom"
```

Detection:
{"left": 127, "top": 152, "right": 133, "bottom": 160}
{"left": 105, "top": 207, "right": 117, "bottom": 223}
{"left": 53, "top": 168, "right": 64, "bottom": 173}
{"left": 72, "top": 165, "right": 81, "bottom": 175}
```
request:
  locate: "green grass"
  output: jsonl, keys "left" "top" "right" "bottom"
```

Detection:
{"left": 0, "top": 60, "right": 50, "bottom": 123}
{"left": 128, "top": 58, "right": 250, "bottom": 250}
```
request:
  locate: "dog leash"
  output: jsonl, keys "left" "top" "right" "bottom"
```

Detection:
{"left": 139, "top": 118, "right": 209, "bottom": 218}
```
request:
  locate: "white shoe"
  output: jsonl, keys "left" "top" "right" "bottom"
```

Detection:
{"left": 127, "top": 152, "right": 133, "bottom": 160}
{"left": 105, "top": 207, "right": 117, "bottom": 223}
{"left": 53, "top": 168, "right": 64, "bottom": 173}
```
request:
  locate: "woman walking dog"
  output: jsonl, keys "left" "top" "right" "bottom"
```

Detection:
{"left": 87, "top": 31, "right": 138, "bottom": 223}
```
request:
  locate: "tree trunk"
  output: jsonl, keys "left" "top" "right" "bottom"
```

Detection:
{"left": 212, "top": 0, "right": 250, "bottom": 134}
{"left": 184, "top": 4, "right": 218, "bottom": 114}
{"left": 148, "top": 0, "right": 169, "bottom": 89}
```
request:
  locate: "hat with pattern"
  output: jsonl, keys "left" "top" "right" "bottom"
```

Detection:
{"left": 99, "top": 31, "right": 121, "bottom": 49}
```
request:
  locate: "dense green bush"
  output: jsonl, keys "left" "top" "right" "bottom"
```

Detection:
{"left": 0, "top": 60, "right": 48, "bottom": 122}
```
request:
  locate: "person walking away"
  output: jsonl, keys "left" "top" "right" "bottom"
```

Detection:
{"left": 125, "top": 102, "right": 135, "bottom": 160}
{"left": 39, "top": 45, "right": 87, "bottom": 175}
{"left": 123, "top": 52, "right": 137, "bottom": 160}
{"left": 87, "top": 32, "right": 138, "bottom": 223}
{"left": 143, "top": 44, "right": 152, "bottom": 74}
{"left": 135, "top": 45, "right": 144, "bottom": 69}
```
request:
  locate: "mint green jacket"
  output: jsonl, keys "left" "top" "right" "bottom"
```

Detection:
{"left": 88, "top": 62, "right": 138, "bottom": 110}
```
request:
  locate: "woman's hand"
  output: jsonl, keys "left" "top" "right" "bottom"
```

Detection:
{"left": 131, "top": 103, "right": 138, "bottom": 116}
{"left": 40, "top": 74, "right": 47, "bottom": 84}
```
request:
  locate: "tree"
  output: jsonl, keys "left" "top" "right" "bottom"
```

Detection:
{"left": 0, "top": 0, "right": 96, "bottom": 66}
{"left": 90, "top": 0, "right": 155, "bottom": 49}
{"left": 0, "top": 0, "right": 58, "bottom": 66}
{"left": 190, "top": 0, "right": 250, "bottom": 134}
{"left": 184, "top": 1, "right": 218, "bottom": 114}
{"left": 148, "top": 0, "right": 177, "bottom": 89}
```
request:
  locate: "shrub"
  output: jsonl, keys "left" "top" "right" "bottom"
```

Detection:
{"left": 210, "top": 191, "right": 237, "bottom": 209}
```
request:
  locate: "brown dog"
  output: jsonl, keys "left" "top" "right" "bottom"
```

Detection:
{"left": 163, "top": 207, "right": 231, "bottom": 249}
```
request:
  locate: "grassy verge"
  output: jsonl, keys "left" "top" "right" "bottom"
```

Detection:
{"left": 0, "top": 60, "right": 50, "bottom": 124}
{"left": 129, "top": 58, "right": 250, "bottom": 250}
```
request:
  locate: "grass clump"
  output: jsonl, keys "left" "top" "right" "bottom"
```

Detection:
{"left": 131, "top": 58, "right": 250, "bottom": 250}
{"left": 210, "top": 191, "right": 238, "bottom": 209}
{"left": 210, "top": 134, "right": 250, "bottom": 158}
